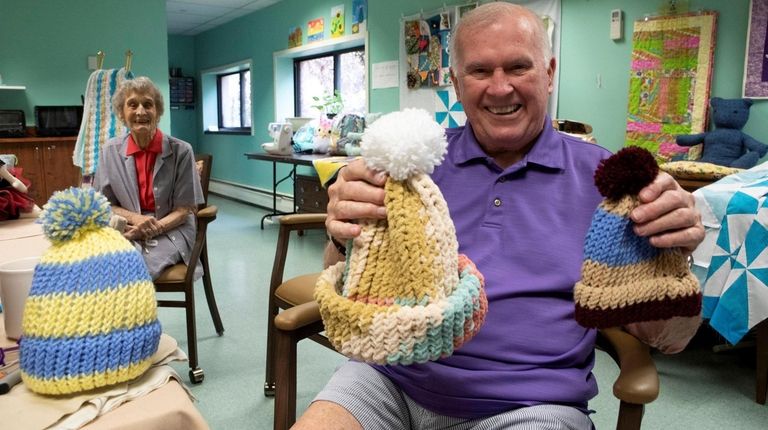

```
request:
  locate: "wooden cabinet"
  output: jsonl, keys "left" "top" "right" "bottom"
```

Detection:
{"left": 0, "top": 136, "right": 80, "bottom": 205}
{"left": 295, "top": 174, "right": 328, "bottom": 213}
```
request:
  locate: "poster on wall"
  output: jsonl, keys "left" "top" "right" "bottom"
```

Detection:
{"left": 288, "top": 26, "right": 302, "bottom": 48}
{"left": 352, "top": 0, "right": 367, "bottom": 34}
{"left": 743, "top": 0, "right": 768, "bottom": 98}
{"left": 623, "top": 12, "right": 718, "bottom": 162}
{"left": 308, "top": 18, "right": 324, "bottom": 42}
{"left": 331, "top": 5, "right": 345, "bottom": 38}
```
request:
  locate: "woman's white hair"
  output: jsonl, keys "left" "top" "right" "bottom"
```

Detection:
{"left": 449, "top": 2, "right": 552, "bottom": 71}
{"left": 112, "top": 76, "right": 165, "bottom": 123}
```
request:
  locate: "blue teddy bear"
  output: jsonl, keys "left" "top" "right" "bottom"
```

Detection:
{"left": 676, "top": 97, "right": 768, "bottom": 168}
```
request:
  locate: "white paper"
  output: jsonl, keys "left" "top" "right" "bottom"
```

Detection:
{"left": 372, "top": 61, "right": 399, "bottom": 89}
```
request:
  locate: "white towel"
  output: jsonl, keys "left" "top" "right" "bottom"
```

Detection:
{"left": 73, "top": 68, "right": 133, "bottom": 176}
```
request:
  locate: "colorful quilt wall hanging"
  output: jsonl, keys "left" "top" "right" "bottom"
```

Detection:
{"left": 404, "top": 11, "right": 452, "bottom": 90}
{"left": 624, "top": 12, "right": 718, "bottom": 163}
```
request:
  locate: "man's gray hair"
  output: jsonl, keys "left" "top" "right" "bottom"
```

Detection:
{"left": 112, "top": 76, "right": 165, "bottom": 122}
{"left": 449, "top": 2, "right": 552, "bottom": 71}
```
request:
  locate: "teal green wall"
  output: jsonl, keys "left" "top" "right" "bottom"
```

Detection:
{"left": 168, "top": 35, "right": 197, "bottom": 148}
{"left": 0, "top": 1, "right": 761, "bottom": 193}
{"left": 191, "top": 0, "right": 456, "bottom": 192}
{"left": 186, "top": 0, "right": 762, "bottom": 193}
{"left": 367, "top": 0, "right": 449, "bottom": 113}
{"left": 559, "top": 0, "right": 762, "bottom": 155}
{"left": 192, "top": 0, "right": 359, "bottom": 194}
{"left": 0, "top": 0, "right": 170, "bottom": 132}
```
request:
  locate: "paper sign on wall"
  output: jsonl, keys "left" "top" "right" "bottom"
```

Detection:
{"left": 372, "top": 61, "right": 399, "bottom": 89}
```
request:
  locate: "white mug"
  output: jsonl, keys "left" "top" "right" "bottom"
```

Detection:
{"left": 0, "top": 256, "right": 40, "bottom": 340}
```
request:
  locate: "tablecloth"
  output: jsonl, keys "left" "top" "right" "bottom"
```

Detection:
{"left": 0, "top": 217, "right": 209, "bottom": 430}
{"left": 692, "top": 161, "right": 768, "bottom": 344}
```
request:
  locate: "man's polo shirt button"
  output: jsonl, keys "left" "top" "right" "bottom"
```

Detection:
{"left": 493, "top": 198, "right": 502, "bottom": 207}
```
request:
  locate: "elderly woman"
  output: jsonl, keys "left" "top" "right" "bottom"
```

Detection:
{"left": 94, "top": 76, "right": 203, "bottom": 280}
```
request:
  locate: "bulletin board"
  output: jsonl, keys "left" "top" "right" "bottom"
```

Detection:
{"left": 624, "top": 12, "right": 718, "bottom": 162}
{"left": 398, "top": 0, "right": 562, "bottom": 128}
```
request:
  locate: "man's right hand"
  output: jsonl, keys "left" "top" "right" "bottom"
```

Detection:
{"left": 326, "top": 158, "right": 388, "bottom": 240}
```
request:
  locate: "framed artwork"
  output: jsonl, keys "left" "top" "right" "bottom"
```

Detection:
{"left": 624, "top": 12, "right": 718, "bottom": 162}
{"left": 331, "top": 4, "right": 345, "bottom": 38}
{"left": 308, "top": 18, "right": 324, "bottom": 42}
{"left": 288, "top": 26, "right": 302, "bottom": 48}
{"left": 352, "top": 0, "right": 367, "bottom": 34}
{"left": 743, "top": 0, "right": 768, "bottom": 98}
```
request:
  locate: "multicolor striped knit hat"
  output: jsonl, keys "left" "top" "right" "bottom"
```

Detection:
{"left": 20, "top": 187, "right": 161, "bottom": 395}
{"left": 574, "top": 147, "right": 701, "bottom": 329}
{"left": 315, "top": 108, "right": 488, "bottom": 366}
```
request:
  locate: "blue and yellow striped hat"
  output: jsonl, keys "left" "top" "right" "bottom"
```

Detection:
{"left": 20, "top": 187, "right": 161, "bottom": 395}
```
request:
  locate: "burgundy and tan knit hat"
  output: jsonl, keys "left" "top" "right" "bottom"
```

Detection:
{"left": 574, "top": 147, "right": 701, "bottom": 328}
{"left": 314, "top": 108, "right": 488, "bottom": 366}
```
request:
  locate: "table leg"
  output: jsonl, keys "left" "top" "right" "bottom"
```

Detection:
{"left": 260, "top": 163, "right": 297, "bottom": 229}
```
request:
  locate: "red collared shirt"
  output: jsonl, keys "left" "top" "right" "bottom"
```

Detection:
{"left": 125, "top": 130, "right": 163, "bottom": 211}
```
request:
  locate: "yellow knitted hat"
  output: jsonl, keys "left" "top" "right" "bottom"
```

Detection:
{"left": 315, "top": 108, "right": 487, "bottom": 366}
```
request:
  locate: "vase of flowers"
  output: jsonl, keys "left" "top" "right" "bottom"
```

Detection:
{"left": 312, "top": 90, "right": 344, "bottom": 119}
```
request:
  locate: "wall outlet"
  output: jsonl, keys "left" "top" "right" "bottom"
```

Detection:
{"left": 610, "top": 9, "right": 623, "bottom": 40}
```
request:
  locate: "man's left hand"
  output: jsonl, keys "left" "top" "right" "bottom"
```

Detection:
{"left": 630, "top": 171, "right": 704, "bottom": 254}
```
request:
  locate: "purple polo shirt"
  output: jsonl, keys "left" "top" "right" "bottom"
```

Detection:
{"left": 373, "top": 118, "right": 612, "bottom": 418}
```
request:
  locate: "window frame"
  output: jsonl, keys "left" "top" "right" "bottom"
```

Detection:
{"left": 293, "top": 46, "right": 365, "bottom": 117}
{"left": 215, "top": 69, "right": 251, "bottom": 135}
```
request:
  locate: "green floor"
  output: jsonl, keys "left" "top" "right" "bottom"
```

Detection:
{"left": 159, "top": 195, "right": 768, "bottom": 429}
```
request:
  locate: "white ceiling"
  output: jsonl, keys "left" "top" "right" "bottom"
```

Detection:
{"left": 166, "top": 0, "right": 283, "bottom": 36}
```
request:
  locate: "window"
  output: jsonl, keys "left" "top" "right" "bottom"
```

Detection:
{"left": 294, "top": 47, "right": 365, "bottom": 117}
{"left": 217, "top": 69, "right": 251, "bottom": 132}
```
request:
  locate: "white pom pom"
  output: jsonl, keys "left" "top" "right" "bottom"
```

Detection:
{"left": 361, "top": 108, "right": 447, "bottom": 181}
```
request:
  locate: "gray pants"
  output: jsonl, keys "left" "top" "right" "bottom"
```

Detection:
{"left": 314, "top": 360, "right": 594, "bottom": 430}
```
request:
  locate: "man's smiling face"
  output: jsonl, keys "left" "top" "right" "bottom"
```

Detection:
{"left": 451, "top": 13, "right": 555, "bottom": 168}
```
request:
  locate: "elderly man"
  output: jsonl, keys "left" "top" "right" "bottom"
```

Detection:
{"left": 296, "top": 3, "right": 704, "bottom": 429}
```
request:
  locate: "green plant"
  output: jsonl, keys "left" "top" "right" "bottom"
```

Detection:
{"left": 311, "top": 90, "right": 344, "bottom": 116}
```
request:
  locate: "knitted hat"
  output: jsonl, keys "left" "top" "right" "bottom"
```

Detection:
{"left": 315, "top": 108, "right": 487, "bottom": 366}
{"left": 20, "top": 187, "right": 161, "bottom": 395}
{"left": 574, "top": 147, "right": 701, "bottom": 329}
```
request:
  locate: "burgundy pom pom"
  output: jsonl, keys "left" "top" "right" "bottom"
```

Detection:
{"left": 594, "top": 147, "right": 659, "bottom": 199}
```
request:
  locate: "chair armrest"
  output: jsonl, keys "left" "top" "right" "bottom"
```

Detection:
{"left": 279, "top": 213, "right": 326, "bottom": 226}
{"left": 197, "top": 205, "right": 218, "bottom": 219}
{"left": 599, "top": 327, "right": 659, "bottom": 405}
{"left": 274, "top": 301, "right": 322, "bottom": 331}
{"left": 196, "top": 205, "right": 217, "bottom": 227}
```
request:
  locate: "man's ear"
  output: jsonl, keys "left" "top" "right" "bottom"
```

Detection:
{"left": 450, "top": 68, "right": 462, "bottom": 101}
{"left": 547, "top": 57, "right": 557, "bottom": 93}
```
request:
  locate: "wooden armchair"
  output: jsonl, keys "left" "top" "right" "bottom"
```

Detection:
{"left": 154, "top": 153, "right": 225, "bottom": 384}
{"left": 264, "top": 213, "right": 331, "bottom": 399}
{"left": 265, "top": 214, "right": 659, "bottom": 430}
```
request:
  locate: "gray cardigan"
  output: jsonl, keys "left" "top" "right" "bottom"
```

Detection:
{"left": 94, "top": 132, "right": 203, "bottom": 279}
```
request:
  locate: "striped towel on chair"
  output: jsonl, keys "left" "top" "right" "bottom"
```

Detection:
{"left": 73, "top": 68, "right": 133, "bottom": 177}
